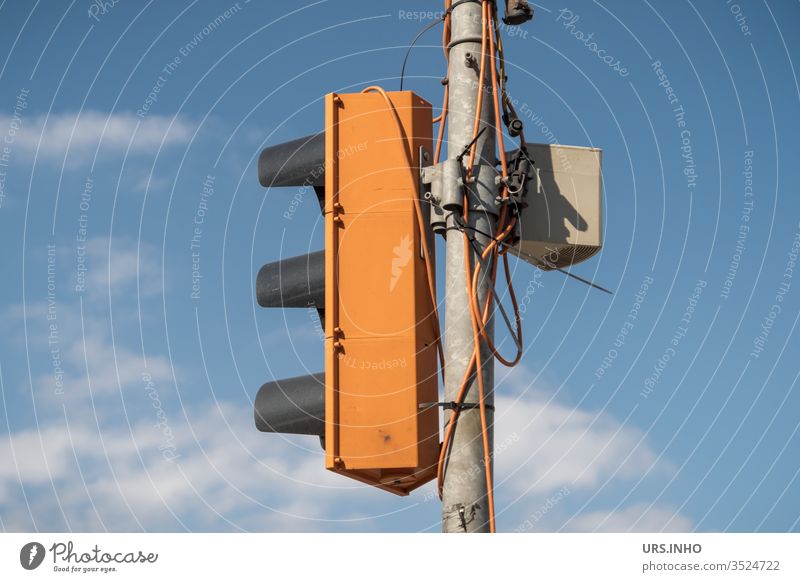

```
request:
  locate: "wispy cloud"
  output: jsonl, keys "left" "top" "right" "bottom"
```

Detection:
{"left": 80, "top": 235, "right": 163, "bottom": 299}
{"left": 491, "top": 364, "right": 691, "bottom": 531}
{"left": 566, "top": 503, "right": 693, "bottom": 532}
{"left": 54, "top": 332, "right": 172, "bottom": 398}
{"left": 1, "top": 326, "right": 690, "bottom": 531}
{"left": 1, "top": 111, "right": 195, "bottom": 164}
{"left": 0, "top": 399, "right": 372, "bottom": 531}
{"left": 495, "top": 365, "right": 668, "bottom": 496}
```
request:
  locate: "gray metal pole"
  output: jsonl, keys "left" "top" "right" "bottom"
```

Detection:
{"left": 441, "top": 0, "right": 497, "bottom": 533}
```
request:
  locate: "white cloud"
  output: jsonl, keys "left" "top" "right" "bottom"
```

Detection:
{"left": 16, "top": 278, "right": 176, "bottom": 402}
{"left": 1, "top": 110, "right": 195, "bottom": 163}
{"left": 1, "top": 333, "right": 693, "bottom": 532}
{"left": 495, "top": 394, "right": 664, "bottom": 495}
{"left": 566, "top": 503, "right": 693, "bottom": 532}
{"left": 0, "top": 375, "right": 694, "bottom": 531}
{"left": 81, "top": 235, "right": 162, "bottom": 299}
{"left": 487, "top": 364, "right": 693, "bottom": 531}
{"left": 130, "top": 169, "right": 174, "bottom": 194}
{"left": 47, "top": 331, "right": 173, "bottom": 397}
{"left": 494, "top": 365, "right": 668, "bottom": 496}
{"left": 0, "top": 399, "right": 379, "bottom": 531}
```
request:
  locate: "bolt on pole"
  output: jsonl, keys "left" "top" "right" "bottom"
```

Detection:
{"left": 441, "top": 0, "right": 497, "bottom": 533}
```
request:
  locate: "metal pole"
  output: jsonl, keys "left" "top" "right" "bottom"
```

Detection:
{"left": 441, "top": 0, "right": 497, "bottom": 533}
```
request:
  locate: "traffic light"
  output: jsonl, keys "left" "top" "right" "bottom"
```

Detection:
{"left": 254, "top": 91, "right": 440, "bottom": 495}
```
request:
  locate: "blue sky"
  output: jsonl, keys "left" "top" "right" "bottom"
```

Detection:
{"left": 0, "top": 0, "right": 798, "bottom": 532}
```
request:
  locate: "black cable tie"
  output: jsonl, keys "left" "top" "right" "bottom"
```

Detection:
{"left": 456, "top": 126, "right": 487, "bottom": 162}
{"left": 419, "top": 401, "right": 495, "bottom": 411}
{"left": 448, "top": 0, "right": 485, "bottom": 13}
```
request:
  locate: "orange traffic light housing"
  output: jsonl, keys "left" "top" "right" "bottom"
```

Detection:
{"left": 255, "top": 91, "right": 440, "bottom": 496}
{"left": 324, "top": 91, "right": 439, "bottom": 495}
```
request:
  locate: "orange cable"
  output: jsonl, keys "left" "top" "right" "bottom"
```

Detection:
{"left": 435, "top": 0, "right": 528, "bottom": 533}
{"left": 437, "top": 0, "right": 497, "bottom": 533}
{"left": 437, "top": 0, "right": 489, "bottom": 498}
{"left": 468, "top": 16, "right": 523, "bottom": 367}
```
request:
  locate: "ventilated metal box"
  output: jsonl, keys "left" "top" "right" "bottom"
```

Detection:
{"left": 512, "top": 143, "right": 603, "bottom": 269}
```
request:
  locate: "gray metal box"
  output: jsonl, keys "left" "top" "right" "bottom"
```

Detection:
{"left": 512, "top": 143, "right": 603, "bottom": 270}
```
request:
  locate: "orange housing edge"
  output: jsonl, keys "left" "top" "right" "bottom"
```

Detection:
{"left": 324, "top": 91, "right": 439, "bottom": 496}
